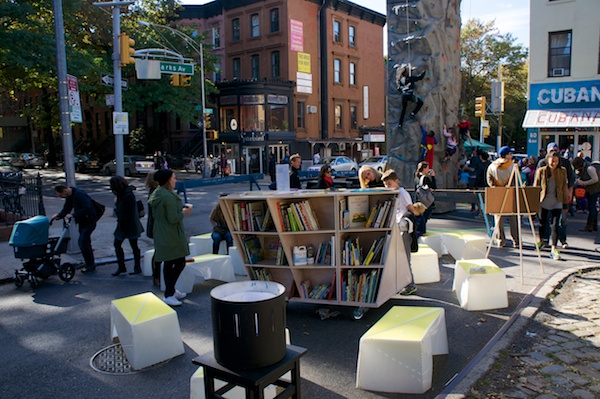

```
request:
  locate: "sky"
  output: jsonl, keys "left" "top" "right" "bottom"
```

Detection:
{"left": 178, "top": 0, "right": 530, "bottom": 48}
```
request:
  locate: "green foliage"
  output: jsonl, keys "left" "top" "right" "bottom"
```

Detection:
{"left": 460, "top": 19, "right": 529, "bottom": 150}
{"left": 129, "top": 126, "right": 147, "bottom": 154}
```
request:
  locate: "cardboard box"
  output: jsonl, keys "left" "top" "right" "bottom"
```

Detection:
{"left": 485, "top": 187, "right": 541, "bottom": 215}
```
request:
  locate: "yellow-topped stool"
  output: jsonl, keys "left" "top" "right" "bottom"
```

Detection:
{"left": 110, "top": 292, "right": 184, "bottom": 370}
{"left": 442, "top": 231, "right": 487, "bottom": 260}
{"left": 453, "top": 258, "right": 508, "bottom": 311}
{"left": 356, "top": 306, "right": 448, "bottom": 394}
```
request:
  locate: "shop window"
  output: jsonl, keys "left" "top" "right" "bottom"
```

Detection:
{"left": 270, "top": 8, "right": 279, "bottom": 33}
{"left": 268, "top": 104, "right": 288, "bottom": 131}
{"left": 232, "top": 18, "right": 240, "bottom": 41}
{"left": 251, "top": 13, "right": 260, "bottom": 38}
{"left": 548, "top": 30, "right": 571, "bottom": 77}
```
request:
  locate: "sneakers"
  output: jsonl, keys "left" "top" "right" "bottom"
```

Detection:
{"left": 550, "top": 249, "right": 561, "bottom": 260}
{"left": 561, "top": 242, "right": 569, "bottom": 249}
{"left": 174, "top": 290, "right": 187, "bottom": 300}
{"left": 163, "top": 296, "right": 182, "bottom": 306}
{"left": 400, "top": 284, "right": 417, "bottom": 296}
{"left": 536, "top": 241, "right": 548, "bottom": 250}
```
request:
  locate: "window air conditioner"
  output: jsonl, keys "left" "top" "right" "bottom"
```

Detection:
{"left": 307, "top": 105, "right": 317, "bottom": 114}
{"left": 552, "top": 68, "right": 565, "bottom": 77}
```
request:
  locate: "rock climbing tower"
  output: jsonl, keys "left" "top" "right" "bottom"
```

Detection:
{"left": 387, "top": 0, "right": 462, "bottom": 195}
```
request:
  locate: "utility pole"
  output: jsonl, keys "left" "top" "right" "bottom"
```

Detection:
{"left": 497, "top": 64, "right": 503, "bottom": 152}
{"left": 93, "top": 1, "right": 134, "bottom": 177}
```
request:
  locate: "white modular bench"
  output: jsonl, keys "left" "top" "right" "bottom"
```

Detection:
{"left": 110, "top": 292, "right": 184, "bottom": 370}
{"left": 411, "top": 244, "right": 441, "bottom": 284}
{"left": 189, "top": 233, "right": 228, "bottom": 255}
{"left": 441, "top": 232, "right": 487, "bottom": 260}
{"left": 453, "top": 258, "right": 508, "bottom": 311}
{"left": 356, "top": 306, "right": 448, "bottom": 394}
{"left": 160, "top": 254, "right": 235, "bottom": 294}
{"left": 143, "top": 243, "right": 197, "bottom": 277}
{"left": 418, "top": 233, "right": 444, "bottom": 258}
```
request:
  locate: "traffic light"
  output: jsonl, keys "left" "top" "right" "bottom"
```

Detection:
{"left": 180, "top": 75, "right": 192, "bottom": 87}
{"left": 119, "top": 33, "right": 135, "bottom": 66}
{"left": 204, "top": 113, "right": 212, "bottom": 129}
{"left": 170, "top": 74, "right": 181, "bottom": 86}
{"left": 474, "top": 96, "right": 486, "bottom": 120}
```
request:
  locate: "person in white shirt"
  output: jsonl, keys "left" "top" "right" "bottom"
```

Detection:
{"left": 313, "top": 152, "right": 320, "bottom": 165}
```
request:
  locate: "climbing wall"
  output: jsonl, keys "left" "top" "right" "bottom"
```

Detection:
{"left": 387, "top": 0, "right": 462, "bottom": 207}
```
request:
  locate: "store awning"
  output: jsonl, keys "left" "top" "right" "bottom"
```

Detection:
{"left": 522, "top": 109, "right": 600, "bottom": 128}
{"left": 464, "top": 139, "right": 494, "bottom": 152}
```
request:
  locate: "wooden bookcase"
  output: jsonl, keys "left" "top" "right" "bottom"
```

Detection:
{"left": 219, "top": 189, "right": 412, "bottom": 310}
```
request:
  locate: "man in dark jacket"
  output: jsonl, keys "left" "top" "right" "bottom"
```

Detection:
{"left": 289, "top": 153, "right": 302, "bottom": 189}
{"left": 52, "top": 186, "right": 99, "bottom": 273}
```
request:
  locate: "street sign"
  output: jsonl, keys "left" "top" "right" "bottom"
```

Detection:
{"left": 159, "top": 62, "right": 194, "bottom": 75}
{"left": 67, "top": 74, "right": 82, "bottom": 123}
{"left": 113, "top": 112, "right": 129, "bottom": 135}
{"left": 101, "top": 75, "right": 128, "bottom": 89}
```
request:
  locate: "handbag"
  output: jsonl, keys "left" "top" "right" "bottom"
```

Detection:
{"left": 137, "top": 200, "right": 145, "bottom": 218}
{"left": 416, "top": 176, "right": 434, "bottom": 208}
{"left": 92, "top": 199, "right": 105, "bottom": 221}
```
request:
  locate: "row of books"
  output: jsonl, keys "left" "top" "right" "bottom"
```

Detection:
{"left": 340, "top": 195, "right": 396, "bottom": 229}
{"left": 241, "top": 236, "right": 289, "bottom": 266}
{"left": 233, "top": 201, "right": 274, "bottom": 232}
{"left": 250, "top": 268, "right": 274, "bottom": 281}
{"left": 341, "top": 269, "right": 380, "bottom": 303}
{"left": 341, "top": 234, "right": 389, "bottom": 266}
{"left": 300, "top": 273, "right": 336, "bottom": 300}
{"left": 277, "top": 200, "right": 320, "bottom": 232}
{"left": 314, "top": 239, "right": 333, "bottom": 266}
{"left": 365, "top": 199, "right": 395, "bottom": 228}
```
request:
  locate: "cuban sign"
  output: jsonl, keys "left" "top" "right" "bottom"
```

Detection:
{"left": 159, "top": 62, "right": 194, "bottom": 75}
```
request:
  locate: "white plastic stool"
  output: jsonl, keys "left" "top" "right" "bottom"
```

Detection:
{"left": 142, "top": 249, "right": 155, "bottom": 277}
{"left": 160, "top": 254, "right": 235, "bottom": 294}
{"left": 453, "top": 258, "right": 508, "bottom": 311}
{"left": 190, "top": 233, "right": 227, "bottom": 255}
{"left": 411, "top": 244, "right": 440, "bottom": 284}
{"left": 442, "top": 232, "right": 487, "bottom": 260}
{"left": 229, "top": 246, "right": 246, "bottom": 275}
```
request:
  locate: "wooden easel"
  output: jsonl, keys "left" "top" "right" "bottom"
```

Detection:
{"left": 485, "top": 167, "right": 544, "bottom": 283}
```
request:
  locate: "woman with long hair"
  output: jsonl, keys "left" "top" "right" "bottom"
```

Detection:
{"left": 534, "top": 152, "right": 569, "bottom": 260}
{"left": 109, "top": 176, "right": 144, "bottom": 276}
{"left": 148, "top": 169, "right": 192, "bottom": 306}
{"left": 415, "top": 161, "right": 436, "bottom": 235}
{"left": 358, "top": 165, "right": 384, "bottom": 188}
{"left": 317, "top": 164, "right": 334, "bottom": 189}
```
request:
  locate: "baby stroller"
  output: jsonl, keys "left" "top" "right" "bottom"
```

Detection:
{"left": 10, "top": 215, "right": 75, "bottom": 288}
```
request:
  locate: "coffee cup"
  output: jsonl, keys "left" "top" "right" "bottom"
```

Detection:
{"left": 184, "top": 203, "right": 193, "bottom": 208}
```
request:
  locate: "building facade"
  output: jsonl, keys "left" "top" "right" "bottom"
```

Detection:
{"left": 177, "top": 0, "right": 386, "bottom": 174}
{"left": 524, "top": 0, "right": 600, "bottom": 159}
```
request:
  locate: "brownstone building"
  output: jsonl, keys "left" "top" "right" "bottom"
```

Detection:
{"left": 178, "top": 0, "right": 385, "bottom": 174}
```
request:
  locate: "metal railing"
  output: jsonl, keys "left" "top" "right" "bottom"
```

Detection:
{"left": 0, "top": 172, "right": 45, "bottom": 224}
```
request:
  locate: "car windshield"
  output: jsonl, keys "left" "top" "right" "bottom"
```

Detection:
{"left": 364, "top": 157, "right": 383, "bottom": 163}
{"left": 318, "top": 157, "right": 335, "bottom": 165}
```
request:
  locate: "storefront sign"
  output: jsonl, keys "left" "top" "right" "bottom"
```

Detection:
{"left": 241, "top": 131, "right": 265, "bottom": 143}
{"left": 530, "top": 80, "right": 600, "bottom": 110}
{"left": 290, "top": 20, "right": 304, "bottom": 52}
{"left": 298, "top": 52, "right": 310, "bottom": 73}
{"left": 522, "top": 109, "right": 600, "bottom": 128}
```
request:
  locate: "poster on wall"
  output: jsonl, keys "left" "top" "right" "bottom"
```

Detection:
{"left": 290, "top": 19, "right": 303, "bottom": 52}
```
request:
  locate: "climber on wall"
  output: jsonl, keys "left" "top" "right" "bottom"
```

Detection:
{"left": 396, "top": 63, "right": 427, "bottom": 129}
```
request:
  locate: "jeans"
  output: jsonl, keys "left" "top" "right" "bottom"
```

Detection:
{"left": 163, "top": 257, "right": 186, "bottom": 298}
{"left": 211, "top": 231, "right": 233, "bottom": 254}
{"left": 587, "top": 191, "right": 600, "bottom": 221}
{"left": 417, "top": 205, "right": 434, "bottom": 236}
{"left": 78, "top": 222, "right": 97, "bottom": 268}
{"left": 539, "top": 208, "right": 562, "bottom": 247}
{"left": 541, "top": 211, "right": 567, "bottom": 243}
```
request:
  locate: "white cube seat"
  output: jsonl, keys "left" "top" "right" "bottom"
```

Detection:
{"left": 190, "top": 233, "right": 227, "bottom": 255}
{"left": 453, "top": 258, "right": 508, "bottom": 311}
{"left": 161, "top": 254, "right": 235, "bottom": 294}
{"left": 411, "top": 244, "right": 440, "bottom": 284}
{"left": 418, "top": 233, "right": 443, "bottom": 258}
{"left": 228, "top": 245, "right": 246, "bottom": 275}
{"left": 442, "top": 232, "right": 487, "bottom": 260}
{"left": 356, "top": 306, "right": 448, "bottom": 394}
{"left": 110, "top": 292, "right": 184, "bottom": 370}
{"left": 143, "top": 249, "right": 155, "bottom": 277}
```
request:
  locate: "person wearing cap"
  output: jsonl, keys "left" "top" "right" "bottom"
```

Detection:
{"left": 486, "top": 146, "right": 519, "bottom": 247}
{"left": 537, "top": 142, "right": 574, "bottom": 248}
{"left": 148, "top": 169, "right": 192, "bottom": 307}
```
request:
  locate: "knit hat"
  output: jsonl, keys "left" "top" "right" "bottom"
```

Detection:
{"left": 154, "top": 169, "right": 173, "bottom": 186}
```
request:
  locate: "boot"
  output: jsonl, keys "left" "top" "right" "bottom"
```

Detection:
{"left": 112, "top": 266, "right": 126, "bottom": 276}
{"left": 580, "top": 219, "right": 594, "bottom": 232}
{"left": 129, "top": 265, "right": 142, "bottom": 275}
{"left": 593, "top": 217, "right": 598, "bottom": 232}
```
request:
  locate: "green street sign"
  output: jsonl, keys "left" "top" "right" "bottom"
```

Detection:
{"left": 159, "top": 62, "right": 194, "bottom": 76}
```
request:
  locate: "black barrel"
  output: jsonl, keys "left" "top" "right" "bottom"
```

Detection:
{"left": 210, "top": 281, "right": 286, "bottom": 370}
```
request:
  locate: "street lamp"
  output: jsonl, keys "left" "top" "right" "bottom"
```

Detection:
{"left": 137, "top": 20, "right": 209, "bottom": 178}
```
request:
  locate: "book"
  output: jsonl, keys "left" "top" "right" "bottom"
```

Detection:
{"left": 248, "top": 202, "right": 264, "bottom": 232}
{"left": 242, "top": 236, "right": 263, "bottom": 264}
{"left": 339, "top": 198, "right": 349, "bottom": 229}
{"left": 240, "top": 201, "right": 248, "bottom": 231}
{"left": 261, "top": 207, "right": 273, "bottom": 231}
{"left": 302, "top": 201, "right": 321, "bottom": 230}
{"left": 328, "top": 272, "right": 336, "bottom": 300}
{"left": 347, "top": 195, "right": 369, "bottom": 228}
{"left": 296, "top": 201, "right": 313, "bottom": 230}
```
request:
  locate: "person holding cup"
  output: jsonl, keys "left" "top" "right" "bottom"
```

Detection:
{"left": 148, "top": 169, "right": 192, "bottom": 307}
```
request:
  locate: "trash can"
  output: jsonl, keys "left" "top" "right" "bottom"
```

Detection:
{"left": 210, "top": 281, "right": 286, "bottom": 370}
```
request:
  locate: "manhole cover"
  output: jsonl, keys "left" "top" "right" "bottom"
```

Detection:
{"left": 90, "top": 342, "right": 172, "bottom": 375}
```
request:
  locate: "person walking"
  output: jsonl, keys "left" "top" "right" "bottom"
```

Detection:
{"left": 313, "top": 151, "right": 321, "bottom": 165}
{"left": 109, "top": 176, "right": 144, "bottom": 276}
{"left": 52, "top": 185, "right": 101, "bottom": 273}
{"left": 572, "top": 157, "right": 600, "bottom": 232}
{"left": 534, "top": 152, "right": 569, "bottom": 260}
{"left": 487, "top": 146, "right": 520, "bottom": 247}
{"left": 148, "top": 169, "right": 192, "bottom": 306}
{"left": 145, "top": 172, "right": 161, "bottom": 286}
{"left": 155, "top": 151, "right": 165, "bottom": 170}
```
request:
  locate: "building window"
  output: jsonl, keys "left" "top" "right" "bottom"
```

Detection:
{"left": 297, "top": 101, "right": 306, "bottom": 129}
{"left": 548, "top": 30, "right": 571, "bottom": 77}
{"left": 214, "top": 61, "right": 221, "bottom": 82}
{"left": 251, "top": 13, "right": 260, "bottom": 38}
{"left": 251, "top": 55, "right": 260, "bottom": 79}
{"left": 233, "top": 58, "right": 241, "bottom": 79}
{"left": 349, "top": 62, "right": 356, "bottom": 85}
{"left": 232, "top": 18, "right": 240, "bottom": 41}
{"left": 334, "top": 104, "right": 342, "bottom": 129}
{"left": 213, "top": 27, "right": 220, "bottom": 48}
{"left": 349, "top": 26, "right": 356, "bottom": 47}
{"left": 333, "top": 20, "right": 341, "bottom": 42}
{"left": 270, "top": 8, "right": 279, "bottom": 33}
{"left": 271, "top": 51, "right": 280, "bottom": 78}
{"left": 350, "top": 105, "right": 357, "bottom": 129}
{"left": 334, "top": 58, "right": 341, "bottom": 83}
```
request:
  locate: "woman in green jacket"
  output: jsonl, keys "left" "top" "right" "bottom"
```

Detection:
{"left": 149, "top": 169, "right": 192, "bottom": 306}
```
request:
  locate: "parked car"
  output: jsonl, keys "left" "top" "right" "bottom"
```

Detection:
{"left": 103, "top": 155, "right": 144, "bottom": 176}
{"left": 74, "top": 154, "right": 102, "bottom": 173}
{"left": 21, "top": 153, "right": 45, "bottom": 169}
{"left": 359, "top": 155, "right": 388, "bottom": 172}
{"left": 307, "top": 156, "right": 359, "bottom": 173}
{"left": 0, "top": 152, "right": 22, "bottom": 168}
{"left": 135, "top": 156, "right": 156, "bottom": 175}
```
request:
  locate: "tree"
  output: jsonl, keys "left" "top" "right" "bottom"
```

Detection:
{"left": 460, "top": 19, "right": 529, "bottom": 150}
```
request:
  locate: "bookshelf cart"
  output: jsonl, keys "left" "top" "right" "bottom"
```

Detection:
{"left": 219, "top": 189, "right": 412, "bottom": 318}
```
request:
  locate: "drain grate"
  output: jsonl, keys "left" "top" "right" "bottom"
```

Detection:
{"left": 90, "top": 342, "right": 172, "bottom": 375}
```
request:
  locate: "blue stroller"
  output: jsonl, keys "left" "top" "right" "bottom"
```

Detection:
{"left": 10, "top": 215, "right": 75, "bottom": 288}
